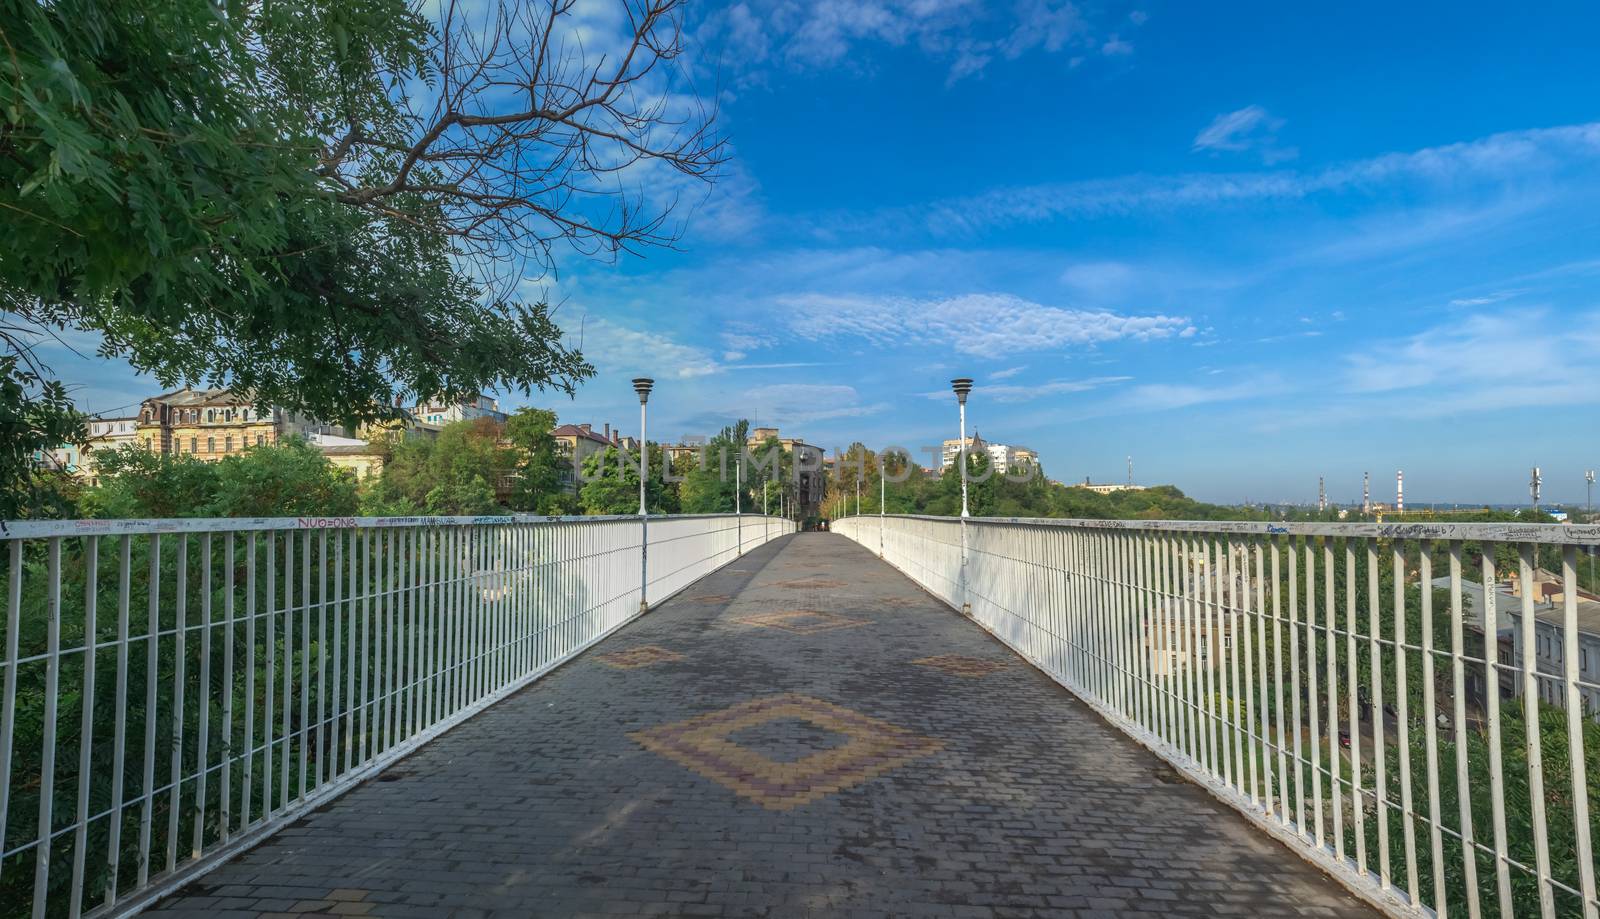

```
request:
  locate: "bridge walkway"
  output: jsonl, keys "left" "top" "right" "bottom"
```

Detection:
{"left": 147, "top": 533, "right": 1377, "bottom": 918}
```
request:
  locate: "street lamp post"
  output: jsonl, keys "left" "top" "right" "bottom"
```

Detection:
{"left": 952, "top": 377, "right": 973, "bottom": 616}
{"left": 633, "top": 377, "right": 653, "bottom": 612}
{"left": 1588, "top": 469, "right": 1596, "bottom": 587}
{"left": 735, "top": 449, "right": 742, "bottom": 556}
{"left": 879, "top": 457, "right": 886, "bottom": 558}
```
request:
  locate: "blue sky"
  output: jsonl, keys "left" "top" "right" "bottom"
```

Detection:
{"left": 47, "top": 1, "right": 1600, "bottom": 505}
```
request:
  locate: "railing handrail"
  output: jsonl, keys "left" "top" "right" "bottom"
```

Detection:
{"left": 0, "top": 511, "right": 785, "bottom": 540}
{"left": 840, "top": 512, "right": 1600, "bottom": 545}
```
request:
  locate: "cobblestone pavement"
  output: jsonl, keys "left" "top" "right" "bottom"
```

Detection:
{"left": 149, "top": 533, "right": 1379, "bottom": 919}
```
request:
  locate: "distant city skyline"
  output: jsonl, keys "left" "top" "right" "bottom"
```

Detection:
{"left": 34, "top": 4, "right": 1600, "bottom": 507}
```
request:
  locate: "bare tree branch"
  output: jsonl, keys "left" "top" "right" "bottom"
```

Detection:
{"left": 319, "top": 0, "right": 725, "bottom": 295}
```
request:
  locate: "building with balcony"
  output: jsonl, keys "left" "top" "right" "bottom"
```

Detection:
{"left": 136, "top": 387, "right": 347, "bottom": 460}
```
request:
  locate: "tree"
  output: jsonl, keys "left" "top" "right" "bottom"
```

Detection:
{"left": 361, "top": 418, "right": 515, "bottom": 515}
{"left": 580, "top": 444, "right": 678, "bottom": 515}
{"left": 0, "top": 0, "right": 721, "bottom": 510}
{"left": 504, "top": 407, "right": 573, "bottom": 514}
{"left": 80, "top": 439, "right": 358, "bottom": 518}
{"left": 678, "top": 422, "right": 752, "bottom": 514}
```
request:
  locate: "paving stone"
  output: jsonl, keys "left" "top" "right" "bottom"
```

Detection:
{"left": 146, "top": 533, "right": 1377, "bottom": 918}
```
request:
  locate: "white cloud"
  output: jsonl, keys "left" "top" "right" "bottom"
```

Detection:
{"left": 741, "top": 383, "right": 890, "bottom": 426}
{"left": 868, "top": 121, "right": 1600, "bottom": 238}
{"left": 1342, "top": 309, "right": 1585, "bottom": 396}
{"left": 990, "top": 365, "right": 1028, "bottom": 379}
{"left": 780, "top": 292, "right": 1189, "bottom": 356}
{"left": 698, "top": 0, "right": 1111, "bottom": 85}
{"left": 567, "top": 318, "right": 722, "bottom": 378}
{"left": 919, "top": 375, "right": 1131, "bottom": 402}
{"left": 1101, "top": 35, "right": 1133, "bottom": 56}
{"left": 1060, "top": 260, "right": 1135, "bottom": 297}
{"left": 1192, "top": 105, "right": 1296, "bottom": 163}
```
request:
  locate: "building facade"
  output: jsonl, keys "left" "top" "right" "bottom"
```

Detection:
{"left": 136, "top": 388, "right": 346, "bottom": 460}
{"left": 414, "top": 394, "right": 508, "bottom": 426}
{"left": 746, "top": 428, "right": 824, "bottom": 516}
{"left": 941, "top": 433, "right": 988, "bottom": 469}
{"left": 552, "top": 423, "right": 616, "bottom": 493}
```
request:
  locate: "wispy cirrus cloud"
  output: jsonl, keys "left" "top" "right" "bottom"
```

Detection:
{"left": 1193, "top": 105, "right": 1296, "bottom": 163}
{"left": 697, "top": 0, "right": 1130, "bottom": 86}
{"left": 918, "top": 375, "right": 1132, "bottom": 403}
{"left": 780, "top": 292, "right": 1193, "bottom": 356}
{"left": 834, "top": 121, "right": 1600, "bottom": 238}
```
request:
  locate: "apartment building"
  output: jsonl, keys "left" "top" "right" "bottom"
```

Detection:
{"left": 136, "top": 387, "right": 346, "bottom": 459}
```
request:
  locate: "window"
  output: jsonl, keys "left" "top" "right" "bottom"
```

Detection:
{"left": 225, "top": 436, "right": 232, "bottom": 452}
{"left": 257, "top": 433, "right": 266, "bottom": 446}
{"left": 189, "top": 437, "right": 197, "bottom": 453}
{"left": 207, "top": 437, "right": 215, "bottom": 453}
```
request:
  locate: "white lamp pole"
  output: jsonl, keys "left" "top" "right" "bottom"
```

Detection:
{"left": 879, "top": 457, "right": 886, "bottom": 558}
{"left": 633, "top": 377, "right": 653, "bottom": 612}
{"left": 952, "top": 378, "right": 973, "bottom": 615}
{"left": 735, "top": 449, "right": 742, "bottom": 555}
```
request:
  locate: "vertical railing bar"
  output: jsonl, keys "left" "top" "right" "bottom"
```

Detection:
{"left": 1271, "top": 537, "right": 1289, "bottom": 828}
{"left": 316, "top": 530, "right": 328, "bottom": 791}
{"left": 242, "top": 533, "right": 257, "bottom": 831}
{"left": 1518, "top": 542, "right": 1555, "bottom": 919}
{"left": 220, "top": 533, "right": 234, "bottom": 844}
{"left": 1323, "top": 536, "right": 1343, "bottom": 864}
{"left": 30, "top": 537, "right": 62, "bottom": 918}
{"left": 1447, "top": 540, "right": 1481, "bottom": 919}
{"left": 280, "top": 531, "right": 293, "bottom": 810}
{"left": 1483, "top": 549, "right": 1513, "bottom": 916}
{"left": 1228, "top": 539, "right": 1246, "bottom": 794}
{"left": 192, "top": 535, "right": 213, "bottom": 861}
{"left": 1305, "top": 538, "right": 1324, "bottom": 848}
{"left": 359, "top": 529, "right": 372, "bottom": 767}
{"left": 1346, "top": 538, "right": 1367, "bottom": 875}
{"left": 1369, "top": 538, "right": 1391, "bottom": 888}
{"left": 1203, "top": 536, "right": 1219, "bottom": 779}
{"left": 1420, "top": 545, "right": 1448, "bottom": 916}
{"left": 263, "top": 532, "right": 276, "bottom": 820}
{"left": 67, "top": 536, "right": 98, "bottom": 919}
{"left": 105, "top": 535, "right": 131, "bottom": 906}
{"left": 1288, "top": 539, "right": 1304, "bottom": 835}
{"left": 164, "top": 533, "right": 187, "bottom": 875}
{"left": 1187, "top": 536, "right": 1203, "bottom": 770}
{"left": 0, "top": 540, "right": 22, "bottom": 887}
{"left": 136, "top": 532, "right": 160, "bottom": 888}
{"left": 1393, "top": 539, "right": 1420, "bottom": 902}
{"left": 1561, "top": 544, "right": 1598, "bottom": 919}
{"left": 1254, "top": 538, "right": 1273, "bottom": 818}
{"left": 335, "top": 530, "right": 350, "bottom": 776}
{"left": 1242, "top": 537, "right": 1260, "bottom": 807}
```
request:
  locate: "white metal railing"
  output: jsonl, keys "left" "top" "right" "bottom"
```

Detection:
{"left": 0, "top": 512, "right": 793, "bottom": 918}
{"left": 834, "top": 513, "right": 1600, "bottom": 919}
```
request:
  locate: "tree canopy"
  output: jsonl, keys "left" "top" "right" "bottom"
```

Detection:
{"left": 0, "top": 0, "right": 719, "bottom": 516}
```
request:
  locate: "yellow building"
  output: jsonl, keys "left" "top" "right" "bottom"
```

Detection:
{"left": 137, "top": 387, "right": 347, "bottom": 460}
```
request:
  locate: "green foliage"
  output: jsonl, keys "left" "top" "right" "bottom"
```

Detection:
{"left": 81, "top": 439, "right": 358, "bottom": 518}
{"left": 677, "top": 422, "right": 753, "bottom": 514}
{"left": 360, "top": 418, "right": 516, "bottom": 516}
{"left": 503, "top": 407, "right": 574, "bottom": 514}
{"left": 0, "top": 355, "right": 86, "bottom": 518}
{"left": 580, "top": 445, "right": 679, "bottom": 515}
{"left": 0, "top": 0, "right": 592, "bottom": 499}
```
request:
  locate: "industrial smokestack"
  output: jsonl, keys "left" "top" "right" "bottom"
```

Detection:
{"left": 1397, "top": 470, "right": 1404, "bottom": 513}
{"left": 1318, "top": 476, "right": 1326, "bottom": 512}
{"left": 1362, "top": 472, "right": 1370, "bottom": 515}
